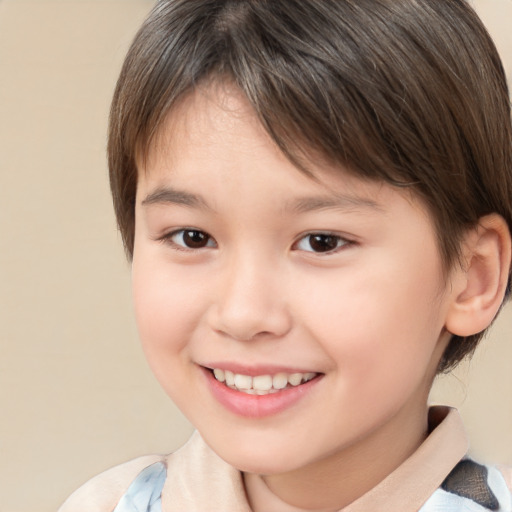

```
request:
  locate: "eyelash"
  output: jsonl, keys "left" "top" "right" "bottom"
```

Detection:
{"left": 157, "top": 229, "right": 352, "bottom": 255}
{"left": 293, "top": 232, "right": 352, "bottom": 254}
{"left": 158, "top": 229, "right": 217, "bottom": 251}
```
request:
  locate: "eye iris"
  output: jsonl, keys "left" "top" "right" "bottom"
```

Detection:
{"left": 309, "top": 234, "right": 338, "bottom": 252}
{"left": 183, "top": 230, "right": 209, "bottom": 248}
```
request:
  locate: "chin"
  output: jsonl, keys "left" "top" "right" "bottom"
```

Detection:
{"left": 227, "top": 454, "right": 296, "bottom": 475}
{"left": 203, "top": 432, "right": 310, "bottom": 475}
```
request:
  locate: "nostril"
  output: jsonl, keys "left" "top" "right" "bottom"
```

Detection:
{"left": 208, "top": 301, "right": 292, "bottom": 342}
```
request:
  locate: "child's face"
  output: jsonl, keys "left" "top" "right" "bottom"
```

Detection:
{"left": 132, "top": 84, "right": 456, "bottom": 476}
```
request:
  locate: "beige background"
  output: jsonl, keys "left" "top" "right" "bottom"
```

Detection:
{"left": 0, "top": 1, "right": 511, "bottom": 511}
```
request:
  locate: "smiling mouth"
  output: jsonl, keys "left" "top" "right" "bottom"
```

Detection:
{"left": 209, "top": 368, "right": 318, "bottom": 395}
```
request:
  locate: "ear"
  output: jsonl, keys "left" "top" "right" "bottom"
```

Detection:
{"left": 445, "top": 214, "right": 511, "bottom": 337}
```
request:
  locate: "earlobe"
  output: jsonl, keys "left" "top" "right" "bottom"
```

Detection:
{"left": 445, "top": 214, "right": 512, "bottom": 337}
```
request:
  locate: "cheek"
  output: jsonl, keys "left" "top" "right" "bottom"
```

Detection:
{"left": 131, "top": 254, "right": 214, "bottom": 407}
{"left": 131, "top": 253, "right": 208, "bottom": 358}
{"left": 298, "top": 254, "right": 445, "bottom": 391}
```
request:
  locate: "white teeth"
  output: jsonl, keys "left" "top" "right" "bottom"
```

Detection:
{"left": 234, "top": 374, "right": 252, "bottom": 390}
{"left": 225, "top": 370, "right": 235, "bottom": 386}
{"left": 253, "top": 375, "right": 273, "bottom": 391}
{"left": 304, "top": 372, "right": 316, "bottom": 382}
{"left": 272, "top": 373, "right": 288, "bottom": 390}
{"left": 213, "top": 368, "right": 225, "bottom": 382}
{"left": 212, "top": 369, "right": 317, "bottom": 394}
{"left": 288, "top": 373, "right": 303, "bottom": 386}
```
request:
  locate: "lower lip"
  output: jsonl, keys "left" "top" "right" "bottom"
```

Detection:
{"left": 201, "top": 367, "right": 321, "bottom": 418}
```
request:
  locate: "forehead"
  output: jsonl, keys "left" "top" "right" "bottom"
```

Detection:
{"left": 142, "top": 83, "right": 377, "bottom": 196}
{"left": 137, "top": 84, "right": 432, "bottom": 227}
{"left": 145, "top": 83, "right": 272, "bottom": 169}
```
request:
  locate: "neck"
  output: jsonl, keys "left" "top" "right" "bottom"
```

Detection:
{"left": 244, "top": 402, "right": 430, "bottom": 512}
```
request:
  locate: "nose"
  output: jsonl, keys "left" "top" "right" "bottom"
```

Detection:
{"left": 208, "top": 255, "right": 292, "bottom": 341}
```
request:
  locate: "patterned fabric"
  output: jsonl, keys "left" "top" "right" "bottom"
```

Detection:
{"left": 420, "top": 460, "right": 512, "bottom": 512}
{"left": 112, "top": 462, "right": 167, "bottom": 512}
{"left": 113, "top": 458, "right": 511, "bottom": 512}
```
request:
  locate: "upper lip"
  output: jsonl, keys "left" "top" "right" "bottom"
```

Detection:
{"left": 201, "top": 362, "right": 321, "bottom": 377}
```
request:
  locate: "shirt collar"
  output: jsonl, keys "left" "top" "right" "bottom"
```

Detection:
{"left": 342, "top": 406, "right": 468, "bottom": 512}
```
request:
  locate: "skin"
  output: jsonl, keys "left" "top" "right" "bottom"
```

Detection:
{"left": 132, "top": 84, "right": 465, "bottom": 511}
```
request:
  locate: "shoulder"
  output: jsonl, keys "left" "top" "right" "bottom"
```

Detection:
{"left": 58, "top": 433, "right": 250, "bottom": 512}
{"left": 162, "top": 432, "right": 251, "bottom": 511}
{"left": 422, "top": 459, "right": 512, "bottom": 512}
{"left": 58, "top": 454, "right": 164, "bottom": 512}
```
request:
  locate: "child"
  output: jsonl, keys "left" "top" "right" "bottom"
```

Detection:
{"left": 60, "top": 0, "right": 512, "bottom": 510}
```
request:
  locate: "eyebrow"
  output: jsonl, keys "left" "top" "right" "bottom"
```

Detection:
{"left": 287, "top": 194, "right": 385, "bottom": 214}
{"left": 141, "top": 187, "right": 211, "bottom": 210}
{"left": 141, "top": 186, "right": 384, "bottom": 214}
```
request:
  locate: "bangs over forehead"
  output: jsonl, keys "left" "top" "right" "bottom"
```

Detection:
{"left": 109, "top": 0, "right": 512, "bottom": 371}
{"left": 109, "top": 0, "right": 511, "bottom": 260}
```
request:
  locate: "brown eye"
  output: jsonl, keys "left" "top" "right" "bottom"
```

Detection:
{"left": 296, "top": 233, "right": 346, "bottom": 253}
{"left": 170, "top": 229, "right": 216, "bottom": 249}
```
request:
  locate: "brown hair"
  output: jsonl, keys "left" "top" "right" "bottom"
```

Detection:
{"left": 108, "top": 0, "right": 512, "bottom": 372}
